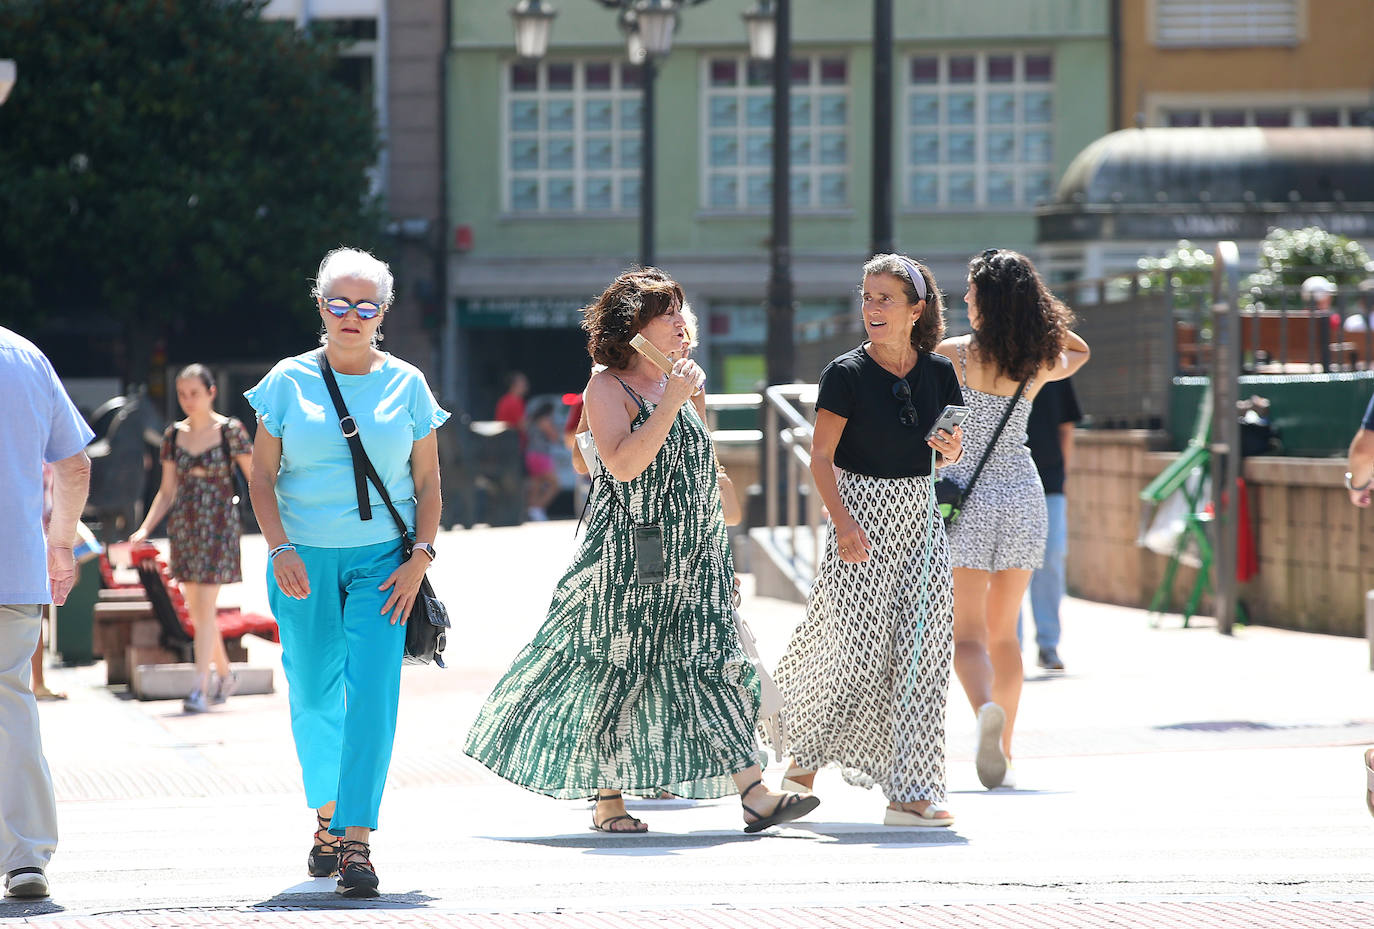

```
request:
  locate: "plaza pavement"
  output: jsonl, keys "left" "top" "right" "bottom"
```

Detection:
{"left": 4, "top": 521, "right": 1374, "bottom": 928}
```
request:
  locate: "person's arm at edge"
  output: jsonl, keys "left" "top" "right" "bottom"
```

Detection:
{"left": 48, "top": 450, "right": 92, "bottom": 605}
{"left": 1347, "top": 428, "right": 1374, "bottom": 507}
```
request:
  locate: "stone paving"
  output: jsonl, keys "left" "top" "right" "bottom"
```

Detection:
{"left": 6, "top": 522, "right": 1374, "bottom": 927}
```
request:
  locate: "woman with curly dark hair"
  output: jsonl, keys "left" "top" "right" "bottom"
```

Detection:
{"left": 465, "top": 267, "right": 820, "bottom": 835}
{"left": 935, "top": 248, "right": 1089, "bottom": 791}
{"left": 766, "top": 254, "right": 966, "bottom": 827}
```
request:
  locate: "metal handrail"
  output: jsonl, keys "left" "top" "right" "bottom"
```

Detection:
{"left": 762, "top": 384, "right": 824, "bottom": 583}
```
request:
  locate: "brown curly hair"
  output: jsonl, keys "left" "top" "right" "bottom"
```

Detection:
{"left": 967, "top": 248, "right": 1074, "bottom": 384}
{"left": 861, "top": 253, "right": 945, "bottom": 353}
{"left": 581, "top": 267, "right": 685, "bottom": 370}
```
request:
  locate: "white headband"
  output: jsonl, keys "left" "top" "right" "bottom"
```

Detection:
{"left": 896, "top": 256, "right": 927, "bottom": 301}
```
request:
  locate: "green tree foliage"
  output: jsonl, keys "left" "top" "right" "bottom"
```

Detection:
{"left": 0, "top": 0, "right": 382, "bottom": 373}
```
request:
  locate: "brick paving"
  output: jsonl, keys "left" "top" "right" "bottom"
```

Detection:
{"left": 13, "top": 900, "right": 1374, "bottom": 929}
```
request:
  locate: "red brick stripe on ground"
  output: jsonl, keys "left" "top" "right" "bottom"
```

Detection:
{"left": 18, "top": 900, "right": 1374, "bottom": 929}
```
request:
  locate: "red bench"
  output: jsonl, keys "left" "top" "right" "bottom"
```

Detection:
{"left": 93, "top": 543, "right": 277, "bottom": 685}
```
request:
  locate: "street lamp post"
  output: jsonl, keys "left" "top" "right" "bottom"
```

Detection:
{"left": 744, "top": 0, "right": 793, "bottom": 387}
{"left": 870, "top": 0, "right": 894, "bottom": 256}
{"left": 511, "top": 0, "right": 709, "bottom": 269}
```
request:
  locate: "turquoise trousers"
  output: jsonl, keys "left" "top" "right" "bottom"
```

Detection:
{"left": 268, "top": 539, "right": 405, "bottom": 834}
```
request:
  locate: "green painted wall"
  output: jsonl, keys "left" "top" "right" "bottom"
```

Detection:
{"left": 448, "top": 0, "right": 1110, "bottom": 263}
{"left": 1171, "top": 374, "right": 1374, "bottom": 457}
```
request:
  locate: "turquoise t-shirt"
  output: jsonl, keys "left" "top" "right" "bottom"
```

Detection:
{"left": 244, "top": 352, "right": 450, "bottom": 548}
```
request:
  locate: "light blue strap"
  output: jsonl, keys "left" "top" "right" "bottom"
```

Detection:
{"left": 899, "top": 449, "right": 940, "bottom": 706}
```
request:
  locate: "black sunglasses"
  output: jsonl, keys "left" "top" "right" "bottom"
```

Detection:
{"left": 891, "top": 379, "right": 917, "bottom": 428}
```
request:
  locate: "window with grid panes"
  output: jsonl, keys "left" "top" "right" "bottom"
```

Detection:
{"left": 1163, "top": 104, "right": 1374, "bottom": 128}
{"left": 904, "top": 51, "right": 1055, "bottom": 210}
{"left": 702, "top": 55, "right": 850, "bottom": 211}
{"left": 504, "top": 59, "right": 644, "bottom": 214}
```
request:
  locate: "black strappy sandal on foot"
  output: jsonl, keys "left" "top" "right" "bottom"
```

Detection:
{"left": 308, "top": 810, "right": 339, "bottom": 878}
{"left": 740, "top": 779, "right": 821, "bottom": 834}
{"left": 590, "top": 791, "right": 649, "bottom": 834}
{"left": 335, "top": 839, "right": 380, "bottom": 898}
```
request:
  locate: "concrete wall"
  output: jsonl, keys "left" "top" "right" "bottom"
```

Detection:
{"left": 1068, "top": 429, "right": 1362, "bottom": 636}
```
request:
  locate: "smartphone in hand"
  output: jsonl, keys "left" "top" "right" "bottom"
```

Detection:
{"left": 924, "top": 404, "right": 970, "bottom": 442}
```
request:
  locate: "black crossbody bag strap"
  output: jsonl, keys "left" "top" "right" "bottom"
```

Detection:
{"left": 961, "top": 378, "right": 1027, "bottom": 499}
{"left": 317, "top": 352, "right": 411, "bottom": 543}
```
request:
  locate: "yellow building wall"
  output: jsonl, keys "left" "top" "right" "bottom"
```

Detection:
{"left": 1119, "top": 0, "right": 1374, "bottom": 128}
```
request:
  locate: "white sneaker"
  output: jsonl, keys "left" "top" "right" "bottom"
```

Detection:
{"left": 998, "top": 762, "right": 1017, "bottom": 790}
{"left": 183, "top": 689, "right": 209, "bottom": 713}
{"left": 210, "top": 672, "right": 238, "bottom": 706}
{"left": 5, "top": 867, "right": 49, "bottom": 899}
{"left": 527, "top": 507, "right": 548, "bottom": 522}
{"left": 974, "top": 702, "right": 1008, "bottom": 789}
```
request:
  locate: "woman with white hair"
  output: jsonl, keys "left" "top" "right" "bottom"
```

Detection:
{"left": 245, "top": 247, "right": 449, "bottom": 897}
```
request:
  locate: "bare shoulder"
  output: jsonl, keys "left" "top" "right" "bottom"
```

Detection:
{"left": 934, "top": 335, "right": 966, "bottom": 364}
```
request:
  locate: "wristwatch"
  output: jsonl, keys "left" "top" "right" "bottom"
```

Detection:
{"left": 412, "top": 542, "right": 437, "bottom": 561}
{"left": 1346, "top": 471, "right": 1372, "bottom": 492}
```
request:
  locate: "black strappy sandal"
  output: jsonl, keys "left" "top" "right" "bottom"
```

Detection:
{"left": 590, "top": 791, "right": 649, "bottom": 834}
{"left": 335, "top": 838, "right": 380, "bottom": 898}
{"left": 740, "top": 779, "right": 821, "bottom": 834}
{"left": 308, "top": 810, "right": 339, "bottom": 878}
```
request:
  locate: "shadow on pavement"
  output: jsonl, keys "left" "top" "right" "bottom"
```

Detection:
{"left": 252, "top": 889, "right": 438, "bottom": 910}
{"left": 491, "top": 826, "right": 969, "bottom": 854}
{"left": 0, "top": 899, "right": 64, "bottom": 918}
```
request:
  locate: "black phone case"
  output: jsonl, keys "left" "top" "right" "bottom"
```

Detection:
{"left": 632, "top": 524, "right": 665, "bottom": 585}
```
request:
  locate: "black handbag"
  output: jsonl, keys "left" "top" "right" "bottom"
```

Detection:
{"left": 217, "top": 418, "right": 254, "bottom": 524}
{"left": 934, "top": 379, "right": 1027, "bottom": 529}
{"left": 317, "top": 353, "right": 450, "bottom": 668}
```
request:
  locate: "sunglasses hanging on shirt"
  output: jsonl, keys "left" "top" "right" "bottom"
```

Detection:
{"left": 891, "top": 379, "right": 917, "bottom": 428}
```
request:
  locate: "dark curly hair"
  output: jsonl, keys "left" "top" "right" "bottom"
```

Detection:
{"left": 967, "top": 249, "right": 1074, "bottom": 384}
{"left": 582, "top": 267, "right": 685, "bottom": 370}
{"left": 861, "top": 253, "right": 945, "bottom": 352}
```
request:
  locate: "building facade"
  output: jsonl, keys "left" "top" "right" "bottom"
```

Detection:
{"left": 1119, "top": 0, "right": 1374, "bottom": 132}
{"left": 444, "top": 0, "right": 1111, "bottom": 413}
{"left": 1035, "top": 0, "right": 1374, "bottom": 281}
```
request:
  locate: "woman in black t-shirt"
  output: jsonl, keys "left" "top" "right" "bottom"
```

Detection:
{"left": 764, "top": 253, "right": 966, "bottom": 826}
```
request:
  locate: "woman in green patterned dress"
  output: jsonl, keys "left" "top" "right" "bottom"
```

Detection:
{"left": 465, "top": 268, "right": 820, "bottom": 834}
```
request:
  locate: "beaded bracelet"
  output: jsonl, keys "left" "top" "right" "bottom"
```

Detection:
{"left": 268, "top": 543, "right": 297, "bottom": 561}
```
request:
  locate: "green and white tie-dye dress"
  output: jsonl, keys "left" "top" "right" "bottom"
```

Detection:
{"left": 463, "top": 395, "right": 762, "bottom": 799}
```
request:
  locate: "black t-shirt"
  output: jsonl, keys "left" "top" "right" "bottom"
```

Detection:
{"left": 816, "top": 345, "right": 964, "bottom": 478}
{"left": 1024, "top": 377, "right": 1083, "bottom": 494}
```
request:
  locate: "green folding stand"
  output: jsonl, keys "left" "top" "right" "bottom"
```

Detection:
{"left": 1139, "top": 394, "right": 1213, "bottom": 627}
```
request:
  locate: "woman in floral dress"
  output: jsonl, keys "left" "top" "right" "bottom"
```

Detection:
{"left": 132, "top": 364, "right": 253, "bottom": 713}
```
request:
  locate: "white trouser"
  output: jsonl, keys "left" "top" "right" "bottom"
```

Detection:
{"left": 0, "top": 604, "right": 57, "bottom": 873}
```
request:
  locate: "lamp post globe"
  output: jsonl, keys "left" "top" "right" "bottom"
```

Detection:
{"left": 632, "top": 0, "right": 678, "bottom": 58}
{"left": 510, "top": 0, "right": 557, "bottom": 60}
{"left": 0, "top": 59, "right": 16, "bottom": 106}
{"left": 742, "top": 0, "right": 776, "bottom": 61}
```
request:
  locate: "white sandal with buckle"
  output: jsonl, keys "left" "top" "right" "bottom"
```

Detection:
{"left": 884, "top": 803, "right": 954, "bottom": 827}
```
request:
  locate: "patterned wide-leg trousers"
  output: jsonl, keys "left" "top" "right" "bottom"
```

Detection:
{"left": 767, "top": 471, "right": 955, "bottom": 804}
